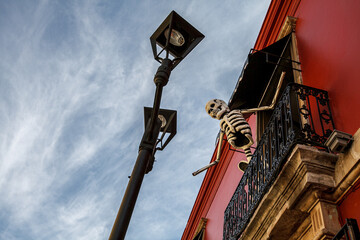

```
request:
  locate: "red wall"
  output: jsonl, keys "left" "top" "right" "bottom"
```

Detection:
{"left": 294, "top": 0, "right": 360, "bottom": 226}
{"left": 337, "top": 178, "right": 360, "bottom": 225}
{"left": 295, "top": 0, "right": 360, "bottom": 136}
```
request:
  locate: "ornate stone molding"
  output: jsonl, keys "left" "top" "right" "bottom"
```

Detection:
{"left": 278, "top": 16, "right": 297, "bottom": 40}
{"left": 237, "top": 128, "right": 360, "bottom": 239}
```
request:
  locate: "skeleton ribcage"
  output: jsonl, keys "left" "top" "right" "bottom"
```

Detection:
{"left": 220, "top": 110, "right": 253, "bottom": 149}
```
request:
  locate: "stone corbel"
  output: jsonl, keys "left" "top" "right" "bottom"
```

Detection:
{"left": 278, "top": 16, "right": 297, "bottom": 40}
{"left": 309, "top": 200, "right": 341, "bottom": 240}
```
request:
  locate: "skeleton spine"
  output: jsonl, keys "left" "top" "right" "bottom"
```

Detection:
{"left": 244, "top": 147, "right": 252, "bottom": 161}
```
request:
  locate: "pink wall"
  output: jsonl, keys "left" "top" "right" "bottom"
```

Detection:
{"left": 204, "top": 115, "right": 257, "bottom": 240}
{"left": 295, "top": 0, "right": 360, "bottom": 135}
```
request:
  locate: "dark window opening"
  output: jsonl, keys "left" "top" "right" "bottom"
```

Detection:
{"left": 228, "top": 33, "right": 301, "bottom": 142}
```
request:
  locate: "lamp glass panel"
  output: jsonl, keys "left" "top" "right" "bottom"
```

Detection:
{"left": 164, "top": 28, "right": 185, "bottom": 47}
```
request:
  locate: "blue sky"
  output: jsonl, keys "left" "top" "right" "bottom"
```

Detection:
{"left": 0, "top": 1, "right": 270, "bottom": 239}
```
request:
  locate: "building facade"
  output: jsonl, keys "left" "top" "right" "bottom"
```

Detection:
{"left": 182, "top": 0, "right": 360, "bottom": 239}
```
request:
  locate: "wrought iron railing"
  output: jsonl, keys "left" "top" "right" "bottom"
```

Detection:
{"left": 332, "top": 219, "right": 360, "bottom": 240}
{"left": 223, "top": 83, "right": 335, "bottom": 240}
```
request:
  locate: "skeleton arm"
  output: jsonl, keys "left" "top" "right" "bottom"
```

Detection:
{"left": 193, "top": 72, "right": 285, "bottom": 176}
{"left": 192, "top": 131, "right": 224, "bottom": 176}
{"left": 241, "top": 72, "right": 286, "bottom": 114}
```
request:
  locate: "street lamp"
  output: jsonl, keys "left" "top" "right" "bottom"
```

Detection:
{"left": 109, "top": 10, "right": 204, "bottom": 240}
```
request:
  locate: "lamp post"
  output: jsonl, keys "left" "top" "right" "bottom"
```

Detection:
{"left": 109, "top": 11, "right": 204, "bottom": 240}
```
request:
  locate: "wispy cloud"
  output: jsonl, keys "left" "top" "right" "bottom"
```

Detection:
{"left": 0, "top": 0, "right": 270, "bottom": 239}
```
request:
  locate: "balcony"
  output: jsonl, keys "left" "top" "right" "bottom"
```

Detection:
{"left": 223, "top": 83, "right": 335, "bottom": 240}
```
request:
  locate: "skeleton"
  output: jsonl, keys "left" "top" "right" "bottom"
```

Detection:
{"left": 192, "top": 72, "right": 286, "bottom": 176}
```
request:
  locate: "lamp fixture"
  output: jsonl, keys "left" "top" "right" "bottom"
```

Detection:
{"left": 150, "top": 10, "right": 204, "bottom": 69}
{"left": 143, "top": 107, "right": 177, "bottom": 151}
{"left": 109, "top": 10, "right": 204, "bottom": 240}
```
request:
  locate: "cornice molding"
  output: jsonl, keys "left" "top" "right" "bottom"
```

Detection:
{"left": 254, "top": 0, "right": 301, "bottom": 50}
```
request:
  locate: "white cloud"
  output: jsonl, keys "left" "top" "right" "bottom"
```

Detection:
{"left": 0, "top": 0, "right": 270, "bottom": 239}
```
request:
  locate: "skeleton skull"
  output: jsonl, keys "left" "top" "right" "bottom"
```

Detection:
{"left": 205, "top": 99, "right": 230, "bottom": 120}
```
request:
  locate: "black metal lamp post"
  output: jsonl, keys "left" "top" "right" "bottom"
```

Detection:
{"left": 109, "top": 11, "right": 204, "bottom": 240}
